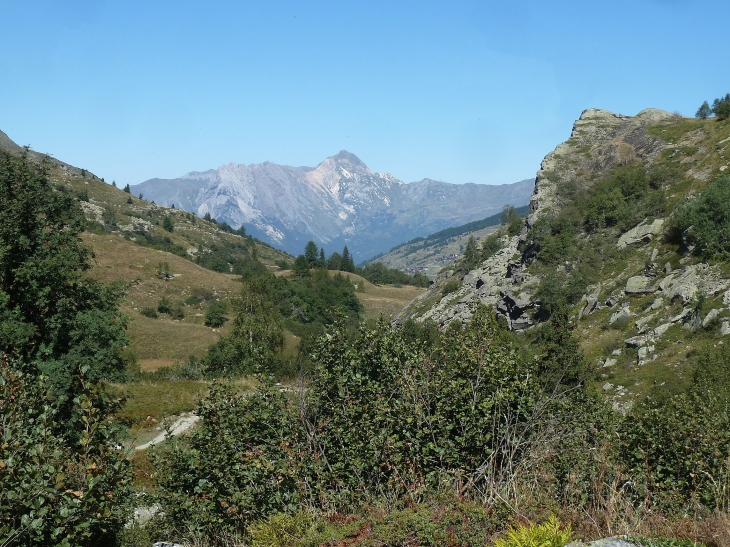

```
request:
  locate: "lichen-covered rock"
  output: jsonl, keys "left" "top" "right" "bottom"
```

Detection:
{"left": 617, "top": 218, "right": 665, "bottom": 250}
{"left": 703, "top": 308, "right": 722, "bottom": 327}
{"left": 567, "top": 538, "right": 638, "bottom": 547}
{"left": 626, "top": 275, "right": 656, "bottom": 294}
{"left": 609, "top": 307, "right": 631, "bottom": 326}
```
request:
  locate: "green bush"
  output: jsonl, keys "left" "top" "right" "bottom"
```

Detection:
{"left": 673, "top": 174, "right": 730, "bottom": 258}
{"left": 157, "top": 296, "right": 172, "bottom": 314}
{"left": 204, "top": 299, "right": 228, "bottom": 327}
{"left": 140, "top": 306, "right": 158, "bottom": 318}
{"left": 0, "top": 363, "right": 133, "bottom": 546}
{"left": 441, "top": 278, "right": 461, "bottom": 296}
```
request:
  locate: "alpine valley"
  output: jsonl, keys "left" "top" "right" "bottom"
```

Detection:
{"left": 131, "top": 151, "right": 533, "bottom": 260}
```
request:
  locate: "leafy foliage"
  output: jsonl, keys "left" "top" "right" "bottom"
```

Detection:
{"left": 0, "top": 348, "right": 133, "bottom": 547}
{"left": 204, "top": 299, "right": 228, "bottom": 328}
{"left": 492, "top": 516, "right": 572, "bottom": 547}
{"left": 357, "top": 261, "right": 430, "bottom": 287}
{"left": 152, "top": 306, "right": 603, "bottom": 541}
{"left": 0, "top": 151, "right": 129, "bottom": 416}
{"left": 673, "top": 174, "right": 730, "bottom": 259}
{"left": 619, "top": 344, "right": 730, "bottom": 513}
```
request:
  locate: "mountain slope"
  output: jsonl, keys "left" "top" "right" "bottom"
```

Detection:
{"left": 369, "top": 205, "right": 529, "bottom": 276}
{"left": 397, "top": 107, "right": 730, "bottom": 408}
{"left": 132, "top": 152, "right": 533, "bottom": 260}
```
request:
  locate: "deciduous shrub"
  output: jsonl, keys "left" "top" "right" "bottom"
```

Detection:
{"left": 0, "top": 362, "right": 133, "bottom": 546}
{"left": 673, "top": 174, "right": 730, "bottom": 259}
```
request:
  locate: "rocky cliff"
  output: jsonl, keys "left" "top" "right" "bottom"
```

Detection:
{"left": 397, "top": 107, "right": 730, "bottom": 408}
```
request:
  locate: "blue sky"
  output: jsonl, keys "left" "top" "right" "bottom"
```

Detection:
{"left": 1, "top": 0, "right": 728, "bottom": 187}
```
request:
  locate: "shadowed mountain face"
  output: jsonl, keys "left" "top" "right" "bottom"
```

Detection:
{"left": 133, "top": 151, "right": 533, "bottom": 260}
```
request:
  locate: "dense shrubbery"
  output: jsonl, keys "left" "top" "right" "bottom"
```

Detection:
{"left": 151, "top": 306, "right": 612, "bottom": 543}
{"left": 673, "top": 174, "right": 730, "bottom": 259}
{"left": 0, "top": 363, "right": 133, "bottom": 547}
{"left": 358, "top": 261, "right": 430, "bottom": 287}
{"left": 621, "top": 344, "right": 730, "bottom": 514}
{"left": 0, "top": 151, "right": 134, "bottom": 544}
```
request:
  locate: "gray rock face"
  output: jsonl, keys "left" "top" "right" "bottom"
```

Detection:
{"left": 617, "top": 218, "right": 665, "bottom": 250}
{"left": 703, "top": 308, "right": 722, "bottom": 327}
{"left": 131, "top": 151, "right": 533, "bottom": 260}
{"left": 659, "top": 264, "right": 730, "bottom": 304}
{"left": 609, "top": 307, "right": 631, "bottom": 326}
{"left": 567, "top": 538, "right": 638, "bottom": 547}
{"left": 625, "top": 275, "right": 656, "bottom": 294}
{"left": 398, "top": 236, "right": 524, "bottom": 327}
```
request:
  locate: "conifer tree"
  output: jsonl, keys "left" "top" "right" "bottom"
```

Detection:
{"left": 304, "top": 241, "right": 319, "bottom": 265}
{"left": 341, "top": 245, "right": 355, "bottom": 272}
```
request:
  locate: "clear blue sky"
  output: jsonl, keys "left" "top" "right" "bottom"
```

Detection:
{"left": 1, "top": 0, "right": 728, "bottom": 187}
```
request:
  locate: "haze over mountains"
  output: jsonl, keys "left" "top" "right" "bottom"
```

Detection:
{"left": 132, "top": 151, "right": 533, "bottom": 260}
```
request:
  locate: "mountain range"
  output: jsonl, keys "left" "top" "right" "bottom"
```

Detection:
{"left": 131, "top": 151, "right": 533, "bottom": 260}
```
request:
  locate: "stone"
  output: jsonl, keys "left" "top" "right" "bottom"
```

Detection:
{"left": 608, "top": 307, "right": 631, "bottom": 326}
{"left": 568, "top": 538, "right": 638, "bottom": 547}
{"left": 664, "top": 262, "right": 672, "bottom": 274}
{"left": 625, "top": 335, "right": 651, "bottom": 348}
{"left": 617, "top": 219, "right": 665, "bottom": 250}
{"left": 650, "top": 297, "right": 664, "bottom": 310}
{"left": 602, "top": 358, "right": 617, "bottom": 368}
{"left": 625, "top": 276, "right": 655, "bottom": 294}
{"left": 670, "top": 307, "right": 693, "bottom": 323}
{"left": 638, "top": 345, "right": 655, "bottom": 361}
{"left": 635, "top": 313, "right": 656, "bottom": 333}
{"left": 723, "top": 289, "right": 730, "bottom": 307}
{"left": 722, "top": 321, "right": 730, "bottom": 336}
{"left": 510, "top": 313, "right": 533, "bottom": 331}
{"left": 653, "top": 323, "right": 672, "bottom": 337}
{"left": 651, "top": 248, "right": 659, "bottom": 261}
{"left": 154, "top": 543, "right": 184, "bottom": 547}
{"left": 581, "top": 295, "right": 602, "bottom": 316}
{"left": 602, "top": 382, "right": 614, "bottom": 391}
{"left": 703, "top": 308, "right": 722, "bottom": 328}
{"left": 611, "top": 349, "right": 622, "bottom": 356}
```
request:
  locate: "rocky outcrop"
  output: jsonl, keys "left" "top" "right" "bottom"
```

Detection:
{"left": 396, "top": 236, "right": 530, "bottom": 328}
{"left": 524, "top": 108, "right": 672, "bottom": 232}
{"left": 399, "top": 107, "right": 676, "bottom": 329}
{"left": 617, "top": 218, "right": 665, "bottom": 250}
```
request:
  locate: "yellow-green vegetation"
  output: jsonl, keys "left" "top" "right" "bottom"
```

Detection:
{"left": 492, "top": 516, "right": 572, "bottom": 547}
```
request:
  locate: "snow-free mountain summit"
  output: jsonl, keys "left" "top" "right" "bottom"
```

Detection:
{"left": 132, "top": 151, "right": 533, "bottom": 259}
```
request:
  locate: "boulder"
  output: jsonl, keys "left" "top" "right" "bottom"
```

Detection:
{"left": 617, "top": 219, "right": 665, "bottom": 250}
{"left": 653, "top": 323, "right": 672, "bottom": 337}
{"left": 625, "top": 335, "right": 651, "bottom": 348}
{"left": 581, "top": 295, "right": 602, "bottom": 316}
{"left": 510, "top": 313, "right": 533, "bottom": 331}
{"left": 602, "top": 358, "right": 617, "bottom": 368}
{"left": 638, "top": 345, "right": 655, "bottom": 361}
{"left": 670, "top": 307, "right": 693, "bottom": 323}
{"left": 625, "top": 276, "right": 655, "bottom": 294}
{"left": 608, "top": 307, "right": 631, "bottom": 326}
{"left": 722, "top": 321, "right": 730, "bottom": 336}
{"left": 723, "top": 289, "right": 730, "bottom": 307}
{"left": 703, "top": 308, "right": 722, "bottom": 328}
{"left": 567, "top": 539, "right": 638, "bottom": 547}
